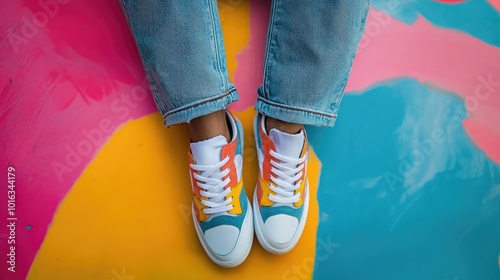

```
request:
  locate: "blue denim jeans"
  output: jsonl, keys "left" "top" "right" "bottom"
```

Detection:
{"left": 120, "top": 0, "right": 370, "bottom": 127}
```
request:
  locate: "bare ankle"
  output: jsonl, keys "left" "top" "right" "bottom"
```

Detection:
{"left": 265, "top": 116, "right": 304, "bottom": 134}
{"left": 189, "top": 110, "right": 230, "bottom": 142}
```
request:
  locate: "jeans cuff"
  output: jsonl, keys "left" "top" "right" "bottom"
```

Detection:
{"left": 255, "top": 97, "right": 337, "bottom": 127}
{"left": 163, "top": 88, "right": 239, "bottom": 127}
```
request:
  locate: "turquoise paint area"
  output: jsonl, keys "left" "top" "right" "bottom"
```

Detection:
{"left": 309, "top": 78, "right": 500, "bottom": 279}
{"left": 371, "top": 0, "right": 500, "bottom": 47}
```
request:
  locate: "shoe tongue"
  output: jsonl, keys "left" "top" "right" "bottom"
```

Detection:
{"left": 190, "top": 135, "right": 228, "bottom": 165}
{"left": 269, "top": 128, "right": 305, "bottom": 159}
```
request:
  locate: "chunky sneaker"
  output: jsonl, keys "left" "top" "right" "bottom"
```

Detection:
{"left": 188, "top": 111, "right": 253, "bottom": 267}
{"left": 253, "top": 114, "right": 309, "bottom": 254}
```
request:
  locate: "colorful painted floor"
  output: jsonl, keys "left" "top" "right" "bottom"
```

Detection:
{"left": 1, "top": 0, "right": 500, "bottom": 279}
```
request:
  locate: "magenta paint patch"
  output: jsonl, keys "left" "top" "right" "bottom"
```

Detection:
{"left": 1, "top": 1, "right": 156, "bottom": 277}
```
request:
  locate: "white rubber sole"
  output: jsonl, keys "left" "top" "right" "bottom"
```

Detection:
{"left": 253, "top": 180, "right": 309, "bottom": 254}
{"left": 192, "top": 198, "right": 254, "bottom": 267}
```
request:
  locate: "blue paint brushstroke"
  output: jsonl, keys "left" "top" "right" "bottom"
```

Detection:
{"left": 309, "top": 78, "right": 500, "bottom": 280}
{"left": 371, "top": 0, "right": 500, "bottom": 47}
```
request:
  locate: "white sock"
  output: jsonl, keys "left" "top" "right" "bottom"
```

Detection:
{"left": 190, "top": 135, "right": 228, "bottom": 165}
{"left": 269, "top": 128, "right": 305, "bottom": 159}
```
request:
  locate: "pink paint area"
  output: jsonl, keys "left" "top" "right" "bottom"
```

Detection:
{"left": 230, "top": 1, "right": 270, "bottom": 112}
{"left": 346, "top": 10, "right": 500, "bottom": 163}
{"left": 0, "top": 1, "right": 156, "bottom": 278}
{"left": 233, "top": 6, "right": 500, "bottom": 163}
{"left": 488, "top": 0, "right": 500, "bottom": 11}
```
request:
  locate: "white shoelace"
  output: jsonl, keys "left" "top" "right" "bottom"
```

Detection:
{"left": 190, "top": 156, "right": 234, "bottom": 214}
{"left": 268, "top": 150, "right": 307, "bottom": 204}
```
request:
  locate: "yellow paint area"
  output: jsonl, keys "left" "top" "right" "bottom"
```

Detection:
{"left": 28, "top": 108, "right": 322, "bottom": 280}
{"left": 28, "top": 2, "right": 320, "bottom": 279}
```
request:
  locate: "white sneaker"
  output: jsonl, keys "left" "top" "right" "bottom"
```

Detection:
{"left": 188, "top": 111, "right": 253, "bottom": 267}
{"left": 253, "top": 114, "right": 309, "bottom": 254}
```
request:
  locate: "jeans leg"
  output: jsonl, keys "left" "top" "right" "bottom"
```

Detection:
{"left": 119, "top": 0, "right": 238, "bottom": 126}
{"left": 256, "top": 0, "right": 370, "bottom": 127}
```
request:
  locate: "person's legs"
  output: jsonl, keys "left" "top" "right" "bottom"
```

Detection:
{"left": 119, "top": 0, "right": 238, "bottom": 128}
{"left": 257, "top": 0, "right": 370, "bottom": 127}
{"left": 254, "top": 0, "right": 370, "bottom": 253}
{"left": 119, "top": 0, "right": 252, "bottom": 267}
